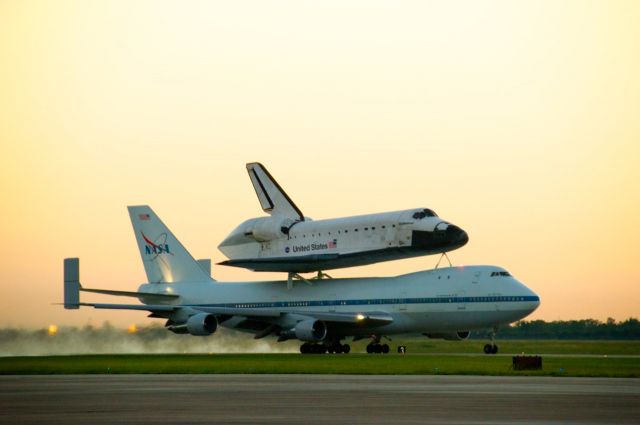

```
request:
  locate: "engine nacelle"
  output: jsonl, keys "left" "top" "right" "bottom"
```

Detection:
{"left": 281, "top": 319, "right": 328, "bottom": 342}
{"left": 187, "top": 313, "right": 218, "bottom": 336}
{"left": 168, "top": 313, "right": 218, "bottom": 336}
{"left": 295, "top": 319, "right": 328, "bottom": 342}
{"left": 423, "top": 331, "right": 470, "bottom": 341}
{"left": 249, "top": 216, "right": 294, "bottom": 241}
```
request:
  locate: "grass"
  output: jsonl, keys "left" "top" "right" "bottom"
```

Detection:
{"left": 1, "top": 352, "right": 638, "bottom": 377}
{"left": 2, "top": 340, "right": 638, "bottom": 377}
{"left": 348, "top": 338, "right": 640, "bottom": 355}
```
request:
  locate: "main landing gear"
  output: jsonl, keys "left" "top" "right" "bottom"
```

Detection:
{"left": 366, "top": 335, "right": 390, "bottom": 354}
{"left": 300, "top": 342, "right": 351, "bottom": 354}
{"left": 483, "top": 327, "right": 499, "bottom": 355}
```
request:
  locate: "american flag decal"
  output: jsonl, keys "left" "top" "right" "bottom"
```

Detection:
{"left": 139, "top": 213, "right": 150, "bottom": 221}
{"left": 328, "top": 239, "right": 337, "bottom": 249}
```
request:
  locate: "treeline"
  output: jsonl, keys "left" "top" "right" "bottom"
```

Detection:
{"left": 492, "top": 318, "right": 640, "bottom": 340}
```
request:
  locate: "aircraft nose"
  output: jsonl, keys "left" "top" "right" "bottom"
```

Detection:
{"left": 446, "top": 224, "right": 469, "bottom": 246}
{"left": 520, "top": 284, "right": 541, "bottom": 315}
{"left": 531, "top": 289, "right": 541, "bottom": 311}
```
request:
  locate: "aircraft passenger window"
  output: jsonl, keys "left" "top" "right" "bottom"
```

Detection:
{"left": 382, "top": 225, "right": 386, "bottom": 229}
{"left": 364, "top": 227, "right": 368, "bottom": 231}
{"left": 355, "top": 229, "right": 358, "bottom": 232}
{"left": 372, "top": 227, "right": 376, "bottom": 230}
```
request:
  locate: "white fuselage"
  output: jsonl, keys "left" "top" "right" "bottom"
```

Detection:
{"left": 138, "top": 265, "right": 540, "bottom": 337}
{"left": 218, "top": 208, "right": 469, "bottom": 273}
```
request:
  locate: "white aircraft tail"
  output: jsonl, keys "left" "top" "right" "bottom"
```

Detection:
{"left": 128, "top": 205, "right": 212, "bottom": 283}
{"left": 246, "top": 162, "right": 304, "bottom": 221}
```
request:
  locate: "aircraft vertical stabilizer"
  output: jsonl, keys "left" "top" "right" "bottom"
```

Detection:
{"left": 246, "top": 162, "right": 304, "bottom": 221}
{"left": 128, "top": 205, "right": 212, "bottom": 283}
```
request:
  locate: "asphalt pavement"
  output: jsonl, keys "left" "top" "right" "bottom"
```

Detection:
{"left": 1, "top": 374, "right": 639, "bottom": 424}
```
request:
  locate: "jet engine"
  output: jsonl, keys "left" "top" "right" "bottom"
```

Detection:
{"left": 248, "top": 216, "right": 295, "bottom": 241}
{"left": 281, "top": 319, "right": 328, "bottom": 342}
{"left": 168, "top": 313, "right": 218, "bottom": 336}
{"left": 423, "top": 331, "right": 470, "bottom": 341}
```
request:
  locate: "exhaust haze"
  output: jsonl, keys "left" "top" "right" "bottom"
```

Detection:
{"left": 0, "top": 323, "right": 299, "bottom": 356}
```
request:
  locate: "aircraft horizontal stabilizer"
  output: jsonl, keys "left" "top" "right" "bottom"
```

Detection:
{"left": 80, "top": 288, "right": 179, "bottom": 299}
{"left": 79, "top": 303, "right": 178, "bottom": 312}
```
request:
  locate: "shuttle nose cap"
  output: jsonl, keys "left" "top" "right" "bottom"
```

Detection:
{"left": 446, "top": 224, "right": 469, "bottom": 246}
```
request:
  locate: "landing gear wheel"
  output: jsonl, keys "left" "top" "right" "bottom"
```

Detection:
{"left": 300, "top": 342, "right": 311, "bottom": 354}
{"left": 342, "top": 344, "right": 350, "bottom": 354}
{"left": 329, "top": 342, "right": 342, "bottom": 354}
{"left": 483, "top": 343, "right": 498, "bottom": 355}
{"left": 367, "top": 343, "right": 388, "bottom": 354}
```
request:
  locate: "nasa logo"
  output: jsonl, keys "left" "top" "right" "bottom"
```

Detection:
{"left": 141, "top": 232, "right": 172, "bottom": 258}
{"left": 285, "top": 246, "right": 290, "bottom": 254}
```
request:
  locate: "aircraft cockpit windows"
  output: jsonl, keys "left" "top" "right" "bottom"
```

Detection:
{"left": 490, "top": 271, "right": 512, "bottom": 277}
{"left": 412, "top": 209, "right": 437, "bottom": 219}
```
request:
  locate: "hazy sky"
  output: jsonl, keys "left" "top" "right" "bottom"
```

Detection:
{"left": 1, "top": 1, "right": 638, "bottom": 328}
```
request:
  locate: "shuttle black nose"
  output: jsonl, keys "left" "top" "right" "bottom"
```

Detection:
{"left": 446, "top": 225, "right": 469, "bottom": 246}
{"left": 411, "top": 224, "right": 469, "bottom": 252}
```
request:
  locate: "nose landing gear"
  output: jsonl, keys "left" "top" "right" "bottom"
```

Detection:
{"left": 483, "top": 343, "right": 498, "bottom": 354}
{"left": 483, "top": 327, "right": 499, "bottom": 354}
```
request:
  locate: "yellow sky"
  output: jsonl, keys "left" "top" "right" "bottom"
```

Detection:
{"left": 1, "top": 0, "right": 639, "bottom": 328}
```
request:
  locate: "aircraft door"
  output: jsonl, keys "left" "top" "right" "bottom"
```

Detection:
{"left": 394, "top": 291, "right": 408, "bottom": 312}
{"left": 457, "top": 290, "right": 467, "bottom": 311}
{"left": 329, "top": 293, "right": 337, "bottom": 312}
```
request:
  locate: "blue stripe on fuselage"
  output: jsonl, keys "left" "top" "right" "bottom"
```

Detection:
{"left": 194, "top": 296, "right": 540, "bottom": 309}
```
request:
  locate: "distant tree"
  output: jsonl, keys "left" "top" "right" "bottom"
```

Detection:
{"left": 485, "top": 317, "right": 640, "bottom": 340}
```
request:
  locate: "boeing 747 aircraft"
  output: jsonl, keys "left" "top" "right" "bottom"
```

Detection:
{"left": 217, "top": 163, "right": 469, "bottom": 275}
{"left": 63, "top": 206, "right": 540, "bottom": 354}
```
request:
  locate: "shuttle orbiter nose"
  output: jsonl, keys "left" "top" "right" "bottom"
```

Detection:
{"left": 446, "top": 224, "right": 469, "bottom": 246}
{"left": 410, "top": 222, "right": 469, "bottom": 253}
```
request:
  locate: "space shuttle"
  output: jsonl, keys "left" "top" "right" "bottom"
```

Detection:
{"left": 218, "top": 163, "right": 469, "bottom": 274}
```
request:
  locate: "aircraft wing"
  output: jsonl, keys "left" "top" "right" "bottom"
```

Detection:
{"left": 79, "top": 302, "right": 393, "bottom": 326}
{"left": 196, "top": 306, "right": 393, "bottom": 325}
{"left": 246, "top": 162, "right": 304, "bottom": 221}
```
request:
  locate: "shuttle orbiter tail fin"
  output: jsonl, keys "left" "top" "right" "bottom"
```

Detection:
{"left": 128, "top": 205, "right": 212, "bottom": 283}
{"left": 246, "top": 162, "right": 304, "bottom": 221}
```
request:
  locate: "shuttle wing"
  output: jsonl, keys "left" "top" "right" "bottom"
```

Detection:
{"left": 246, "top": 162, "right": 304, "bottom": 221}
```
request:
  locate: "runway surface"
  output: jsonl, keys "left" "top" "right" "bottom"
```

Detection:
{"left": 2, "top": 375, "right": 639, "bottom": 424}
